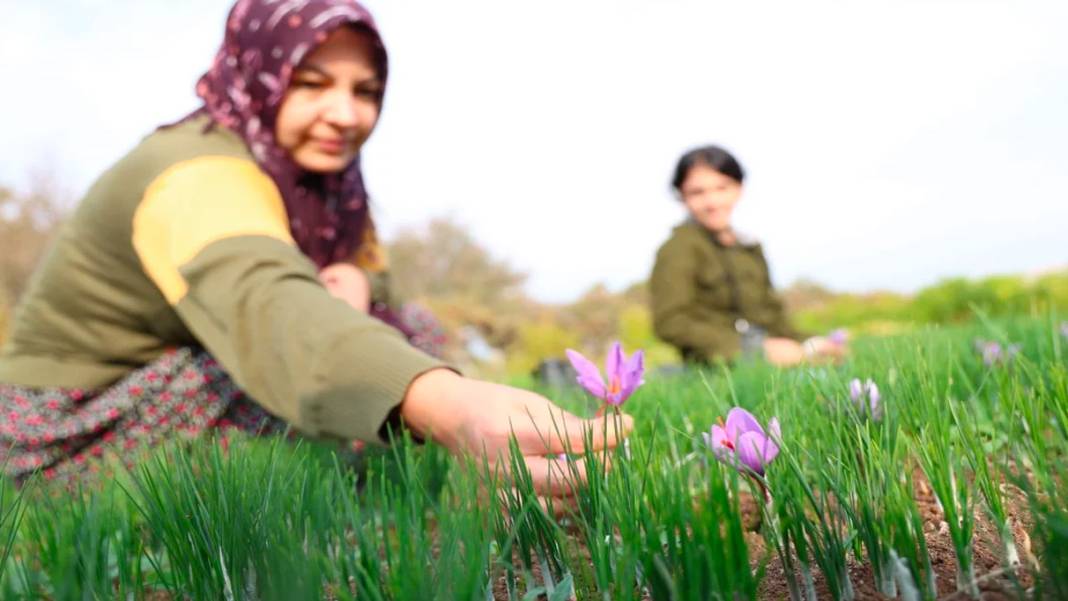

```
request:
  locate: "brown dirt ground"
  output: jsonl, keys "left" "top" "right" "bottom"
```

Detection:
{"left": 120, "top": 474, "right": 1040, "bottom": 600}
{"left": 493, "top": 472, "right": 1036, "bottom": 600}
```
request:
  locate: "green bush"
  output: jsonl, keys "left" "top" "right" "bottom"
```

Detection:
{"left": 912, "top": 271, "right": 1068, "bottom": 323}
{"left": 505, "top": 319, "right": 582, "bottom": 375}
{"left": 794, "top": 270, "right": 1068, "bottom": 335}
{"left": 618, "top": 304, "right": 679, "bottom": 368}
{"left": 793, "top": 292, "right": 912, "bottom": 335}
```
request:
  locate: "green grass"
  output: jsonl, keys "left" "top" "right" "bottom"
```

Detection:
{"left": 2, "top": 315, "right": 1067, "bottom": 600}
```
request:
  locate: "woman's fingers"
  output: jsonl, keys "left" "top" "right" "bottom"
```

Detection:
{"left": 511, "top": 410, "right": 634, "bottom": 457}
{"left": 473, "top": 479, "right": 576, "bottom": 520}
{"left": 483, "top": 449, "right": 615, "bottom": 498}
{"left": 522, "top": 454, "right": 598, "bottom": 497}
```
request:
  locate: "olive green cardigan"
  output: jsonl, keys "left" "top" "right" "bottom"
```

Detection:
{"left": 0, "top": 117, "right": 444, "bottom": 444}
{"left": 650, "top": 221, "right": 802, "bottom": 363}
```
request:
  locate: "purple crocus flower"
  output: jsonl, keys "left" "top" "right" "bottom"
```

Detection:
{"left": 702, "top": 408, "right": 781, "bottom": 476}
{"left": 975, "top": 339, "right": 1021, "bottom": 367}
{"left": 1060, "top": 321, "right": 1068, "bottom": 340}
{"left": 565, "top": 341, "right": 645, "bottom": 407}
{"left": 849, "top": 378, "right": 882, "bottom": 420}
{"left": 828, "top": 328, "right": 850, "bottom": 346}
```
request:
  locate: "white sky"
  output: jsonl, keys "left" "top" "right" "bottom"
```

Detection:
{"left": 2, "top": 0, "right": 1066, "bottom": 302}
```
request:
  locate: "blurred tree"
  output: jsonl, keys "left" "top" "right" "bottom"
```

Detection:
{"left": 618, "top": 304, "right": 679, "bottom": 367}
{"left": 388, "top": 217, "right": 527, "bottom": 307}
{"left": 780, "top": 278, "right": 836, "bottom": 314}
{"left": 0, "top": 179, "right": 66, "bottom": 302}
{"left": 0, "top": 303, "right": 7, "bottom": 343}
{"left": 0, "top": 175, "right": 69, "bottom": 342}
{"left": 558, "top": 283, "right": 625, "bottom": 352}
{"left": 505, "top": 319, "right": 582, "bottom": 375}
{"left": 386, "top": 216, "right": 531, "bottom": 364}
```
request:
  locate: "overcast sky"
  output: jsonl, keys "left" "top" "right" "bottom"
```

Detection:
{"left": 2, "top": 0, "right": 1066, "bottom": 302}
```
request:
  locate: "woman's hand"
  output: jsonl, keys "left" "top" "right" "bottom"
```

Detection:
{"left": 763, "top": 336, "right": 848, "bottom": 366}
{"left": 319, "top": 263, "right": 371, "bottom": 312}
{"left": 400, "top": 368, "right": 634, "bottom": 504}
{"left": 762, "top": 337, "right": 805, "bottom": 366}
{"left": 801, "top": 336, "right": 848, "bottom": 364}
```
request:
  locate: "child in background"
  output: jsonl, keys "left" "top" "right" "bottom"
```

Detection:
{"left": 651, "top": 145, "right": 844, "bottom": 366}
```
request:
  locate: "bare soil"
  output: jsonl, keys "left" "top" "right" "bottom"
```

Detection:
{"left": 493, "top": 473, "right": 1035, "bottom": 600}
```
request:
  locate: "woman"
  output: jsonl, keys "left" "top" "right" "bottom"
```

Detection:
{"left": 0, "top": 0, "right": 630, "bottom": 495}
{"left": 650, "top": 145, "right": 842, "bottom": 366}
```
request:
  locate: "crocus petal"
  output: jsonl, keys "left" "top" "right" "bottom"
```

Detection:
{"left": 725, "top": 407, "right": 763, "bottom": 441}
{"left": 849, "top": 378, "right": 863, "bottom": 402}
{"left": 767, "top": 417, "right": 781, "bottom": 440}
{"left": 618, "top": 349, "right": 645, "bottom": 402}
{"left": 605, "top": 341, "right": 624, "bottom": 381}
{"left": 828, "top": 329, "right": 849, "bottom": 346}
{"left": 735, "top": 431, "right": 768, "bottom": 475}
{"left": 565, "top": 349, "right": 606, "bottom": 399}
{"left": 764, "top": 418, "right": 781, "bottom": 463}
{"left": 707, "top": 425, "right": 739, "bottom": 469}
{"left": 866, "top": 381, "right": 880, "bottom": 412}
{"left": 708, "top": 424, "right": 732, "bottom": 457}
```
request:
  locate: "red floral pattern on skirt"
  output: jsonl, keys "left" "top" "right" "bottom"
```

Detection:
{"left": 0, "top": 303, "right": 446, "bottom": 487}
{"left": 0, "top": 347, "right": 285, "bottom": 487}
{"left": 399, "top": 303, "right": 448, "bottom": 359}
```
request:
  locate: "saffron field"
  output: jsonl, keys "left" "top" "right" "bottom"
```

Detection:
{"left": 0, "top": 317, "right": 1066, "bottom": 600}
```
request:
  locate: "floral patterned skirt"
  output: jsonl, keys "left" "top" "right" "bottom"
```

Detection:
{"left": 0, "top": 303, "right": 448, "bottom": 488}
{"left": 0, "top": 347, "right": 286, "bottom": 488}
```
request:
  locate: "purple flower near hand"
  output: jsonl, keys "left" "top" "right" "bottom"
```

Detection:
{"left": 975, "top": 339, "right": 1021, "bottom": 367}
{"left": 702, "top": 408, "right": 781, "bottom": 476}
{"left": 849, "top": 378, "right": 882, "bottom": 420}
{"left": 828, "top": 328, "right": 850, "bottom": 346}
{"left": 565, "top": 341, "right": 645, "bottom": 407}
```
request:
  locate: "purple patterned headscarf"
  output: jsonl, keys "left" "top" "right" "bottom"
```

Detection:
{"left": 184, "top": 0, "right": 387, "bottom": 268}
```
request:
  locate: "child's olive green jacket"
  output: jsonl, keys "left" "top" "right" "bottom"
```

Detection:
{"left": 650, "top": 221, "right": 802, "bottom": 363}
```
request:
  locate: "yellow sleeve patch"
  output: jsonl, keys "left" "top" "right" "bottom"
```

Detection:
{"left": 132, "top": 156, "right": 296, "bottom": 304}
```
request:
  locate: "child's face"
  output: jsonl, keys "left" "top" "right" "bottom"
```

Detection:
{"left": 275, "top": 27, "right": 383, "bottom": 173}
{"left": 679, "top": 164, "right": 742, "bottom": 233}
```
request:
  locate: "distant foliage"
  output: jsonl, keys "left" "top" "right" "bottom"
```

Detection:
{"left": 505, "top": 319, "right": 581, "bottom": 375}
{"left": 617, "top": 304, "right": 679, "bottom": 368}
{"left": 0, "top": 177, "right": 69, "bottom": 344}
{"left": 0, "top": 303, "right": 7, "bottom": 345}
{"left": 386, "top": 217, "right": 531, "bottom": 369}
{"left": 388, "top": 217, "right": 527, "bottom": 307}
{"left": 789, "top": 271, "right": 1068, "bottom": 334}
{"left": 911, "top": 272, "right": 1068, "bottom": 322}
{"left": 0, "top": 180, "right": 67, "bottom": 302}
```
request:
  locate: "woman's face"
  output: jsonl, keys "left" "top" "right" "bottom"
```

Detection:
{"left": 275, "top": 27, "right": 383, "bottom": 173}
{"left": 679, "top": 164, "right": 742, "bottom": 232}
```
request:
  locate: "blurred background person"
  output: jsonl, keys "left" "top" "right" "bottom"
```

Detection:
{"left": 650, "top": 145, "right": 844, "bottom": 366}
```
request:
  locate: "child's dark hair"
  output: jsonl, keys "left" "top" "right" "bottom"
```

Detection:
{"left": 671, "top": 145, "right": 745, "bottom": 190}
